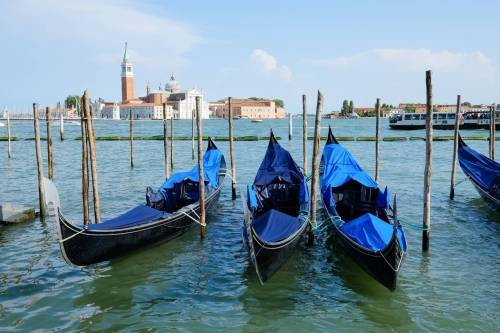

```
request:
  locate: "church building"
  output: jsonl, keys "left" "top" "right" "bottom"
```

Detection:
{"left": 102, "top": 43, "right": 210, "bottom": 120}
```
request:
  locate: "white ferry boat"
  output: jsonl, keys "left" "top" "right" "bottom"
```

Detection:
{"left": 389, "top": 111, "right": 500, "bottom": 130}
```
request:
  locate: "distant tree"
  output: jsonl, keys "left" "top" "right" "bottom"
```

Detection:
{"left": 462, "top": 101, "right": 471, "bottom": 107}
{"left": 65, "top": 95, "right": 79, "bottom": 109}
{"left": 349, "top": 100, "right": 354, "bottom": 114}
{"left": 404, "top": 106, "right": 416, "bottom": 113}
{"left": 97, "top": 97, "right": 105, "bottom": 103}
{"left": 273, "top": 99, "right": 285, "bottom": 108}
{"left": 248, "top": 97, "right": 264, "bottom": 101}
{"left": 341, "top": 100, "right": 349, "bottom": 116}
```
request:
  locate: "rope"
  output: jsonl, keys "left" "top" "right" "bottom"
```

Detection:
{"left": 59, "top": 228, "right": 86, "bottom": 243}
{"left": 379, "top": 249, "right": 404, "bottom": 272}
{"left": 454, "top": 178, "right": 468, "bottom": 187}
{"left": 180, "top": 210, "right": 205, "bottom": 227}
{"left": 398, "top": 217, "right": 430, "bottom": 231}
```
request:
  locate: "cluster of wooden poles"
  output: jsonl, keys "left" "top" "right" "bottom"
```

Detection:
{"left": 29, "top": 70, "right": 496, "bottom": 249}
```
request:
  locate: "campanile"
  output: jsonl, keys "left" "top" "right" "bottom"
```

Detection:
{"left": 121, "top": 42, "right": 135, "bottom": 102}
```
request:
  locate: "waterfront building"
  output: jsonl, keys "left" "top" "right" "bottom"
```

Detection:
{"left": 211, "top": 98, "right": 286, "bottom": 119}
{"left": 102, "top": 43, "right": 209, "bottom": 119}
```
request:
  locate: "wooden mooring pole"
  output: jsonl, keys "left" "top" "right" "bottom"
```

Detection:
{"left": 228, "top": 97, "right": 237, "bottom": 200}
{"left": 302, "top": 94, "right": 307, "bottom": 173}
{"left": 170, "top": 115, "right": 174, "bottom": 170}
{"left": 422, "top": 70, "right": 433, "bottom": 252}
{"left": 196, "top": 96, "right": 206, "bottom": 239}
{"left": 80, "top": 95, "right": 90, "bottom": 225}
{"left": 163, "top": 103, "right": 170, "bottom": 179}
{"left": 33, "top": 103, "right": 46, "bottom": 221}
{"left": 46, "top": 107, "right": 54, "bottom": 180}
{"left": 83, "top": 90, "right": 101, "bottom": 223}
{"left": 288, "top": 113, "right": 292, "bottom": 140}
{"left": 310, "top": 91, "right": 323, "bottom": 233}
{"left": 450, "top": 95, "right": 461, "bottom": 200}
{"left": 490, "top": 104, "right": 496, "bottom": 160}
{"left": 7, "top": 109, "right": 11, "bottom": 158}
{"left": 129, "top": 109, "right": 134, "bottom": 168}
{"left": 375, "top": 98, "right": 381, "bottom": 182}
{"left": 192, "top": 108, "right": 195, "bottom": 160}
{"left": 60, "top": 113, "right": 64, "bottom": 141}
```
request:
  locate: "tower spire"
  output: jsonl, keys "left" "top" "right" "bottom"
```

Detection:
{"left": 123, "top": 42, "right": 129, "bottom": 63}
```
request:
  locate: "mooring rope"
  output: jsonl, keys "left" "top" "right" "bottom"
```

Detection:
{"left": 59, "top": 228, "right": 86, "bottom": 243}
{"left": 379, "top": 249, "right": 404, "bottom": 272}
{"left": 398, "top": 217, "right": 430, "bottom": 231}
{"left": 180, "top": 210, "right": 205, "bottom": 227}
{"left": 454, "top": 178, "right": 468, "bottom": 187}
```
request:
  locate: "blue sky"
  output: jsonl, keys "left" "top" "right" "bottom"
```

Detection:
{"left": 1, "top": 0, "right": 499, "bottom": 113}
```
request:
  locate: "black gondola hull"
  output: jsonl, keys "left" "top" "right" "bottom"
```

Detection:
{"left": 330, "top": 222, "right": 403, "bottom": 291}
{"left": 243, "top": 221, "right": 309, "bottom": 284}
{"left": 58, "top": 185, "right": 222, "bottom": 266}
{"left": 468, "top": 177, "right": 500, "bottom": 211}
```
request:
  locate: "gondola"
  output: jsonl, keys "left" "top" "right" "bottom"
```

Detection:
{"left": 242, "top": 131, "right": 310, "bottom": 285}
{"left": 319, "top": 127, "right": 407, "bottom": 291}
{"left": 44, "top": 138, "right": 226, "bottom": 266}
{"left": 458, "top": 134, "right": 500, "bottom": 210}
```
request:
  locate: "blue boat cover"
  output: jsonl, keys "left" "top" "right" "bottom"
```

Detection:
{"left": 87, "top": 204, "right": 165, "bottom": 230}
{"left": 252, "top": 209, "right": 304, "bottom": 243}
{"left": 339, "top": 213, "right": 395, "bottom": 251}
{"left": 376, "top": 186, "right": 391, "bottom": 209}
{"left": 247, "top": 185, "right": 259, "bottom": 210}
{"left": 459, "top": 143, "right": 500, "bottom": 191}
{"left": 321, "top": 142, "right": 378, "bottom": 190}
{"left": 254, "top": 137, "right": 308, "bottom": 203}
{"left": 159, "top": 147, "right": 223, "bottom": 192}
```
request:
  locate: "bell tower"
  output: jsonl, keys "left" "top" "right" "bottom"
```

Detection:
{"left": 121, "top": 42, "right": 135, "bottom": 102}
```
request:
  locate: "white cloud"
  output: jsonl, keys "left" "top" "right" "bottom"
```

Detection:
{"left": 314, "top": 48, "right": 495, "bottom": 76}
{"left": 251, "top": 49, "right": 292, "bottom": 80}
{"left": 2, "top": 0, "right": 200, "bottom": 68}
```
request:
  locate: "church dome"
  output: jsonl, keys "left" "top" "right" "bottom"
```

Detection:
{"left": 165, "top": 75, "right": 181, "bottom": 92}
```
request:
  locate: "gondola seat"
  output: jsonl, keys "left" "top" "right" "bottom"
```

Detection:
{"left": 340, "top": 213, "right": 394, "bottom": 251}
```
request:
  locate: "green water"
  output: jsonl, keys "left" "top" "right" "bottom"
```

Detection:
{"left": 0, "top": 118, "right": 498, "bottom": 332}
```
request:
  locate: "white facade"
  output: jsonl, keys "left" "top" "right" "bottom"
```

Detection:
{"left": 102, "top": 104, "right": 173, "bottom": 120}
{"left": 173, "top": 88, "right": 210, "bottom": 119}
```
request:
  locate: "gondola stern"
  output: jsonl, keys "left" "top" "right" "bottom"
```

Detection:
{"left": 207, "top": 136, "right": 217, "bottom": 150}
{"left": 326, "top": 126, "right": 339, "bottom": 144}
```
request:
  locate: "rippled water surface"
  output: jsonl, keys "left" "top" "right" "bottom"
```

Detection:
{"left": 0, "top": 118, "right": 499, "bottom": 332}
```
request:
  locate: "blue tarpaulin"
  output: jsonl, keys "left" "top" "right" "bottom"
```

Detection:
{"left": 252, "top": 209, "right": 303, "bottom": 243}
{"left": 247, "top": 185, "right": 259, "bottom": 210}
{"left": 87, "top": 205, "right": 165, "bottom": 230}
{"left": 254, "top": 136, "right": 308, "bottom": 204}
{"left": 459, "top": 142, "right": 500, "bottom": 191}
{"left": 159, "top": 146, "right": 223, "bottom": 192}
{"left": 339, "top": 213, "right": 395, "bottom": 251}
{"left": 376, "top": 186, "right": 391, "bottom": 209}
{"left": 320, "top": 143, "right": 378, "bottom": 190}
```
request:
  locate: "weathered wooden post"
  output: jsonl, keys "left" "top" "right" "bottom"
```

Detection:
{"left": 83, "top": 90, "right": 101, "bottom": 223}
{"left": 196, "top": 96, "right": 206, "bottom": 239}
{"left": 45, "top": 107, "right": 54, "bottom": 180}
{"left": 490, "top": 104, "right": 496, "bottom": 160}
{"left": 6, "top": 109, "right": 11, "bottom": 158}
{"left": 302, "top": 94, "right": 307, "bottom": 173}
{"left": 288, "top": 113, "right": 293, "bottom": 140}
{"left": 170, "top": 115, "right": 174, "bottom": 170}
{"left": 422, "top": 70, "right": 433, "bottom": 252}
{"left": 59, "top": 113, "right": 64, "bottom": 141}
{"left": 163, "top": 103, "right": 170, "bottom": 179}
{"left": 80, "top": 96, "right": 90, "bottom": 225}
{"left": 33, "top": 103, "right": 46, "bottom": 220}
{"left": 228, "top": 97, "right": 237, "bottom": 200}
{"left": 129, "top": 109, "right": 134, "bottom": 168}
{"left": 450, "top": 95, "right": 461, "bottom": 200}
{"left": 310, "top": 91, "right": 323, "bottom": 232}
{"left": 375, "top": 98, "right": 381, "bottom": 182}
{"left": 191, "top": 108, "right": 195, "bottom": 160}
